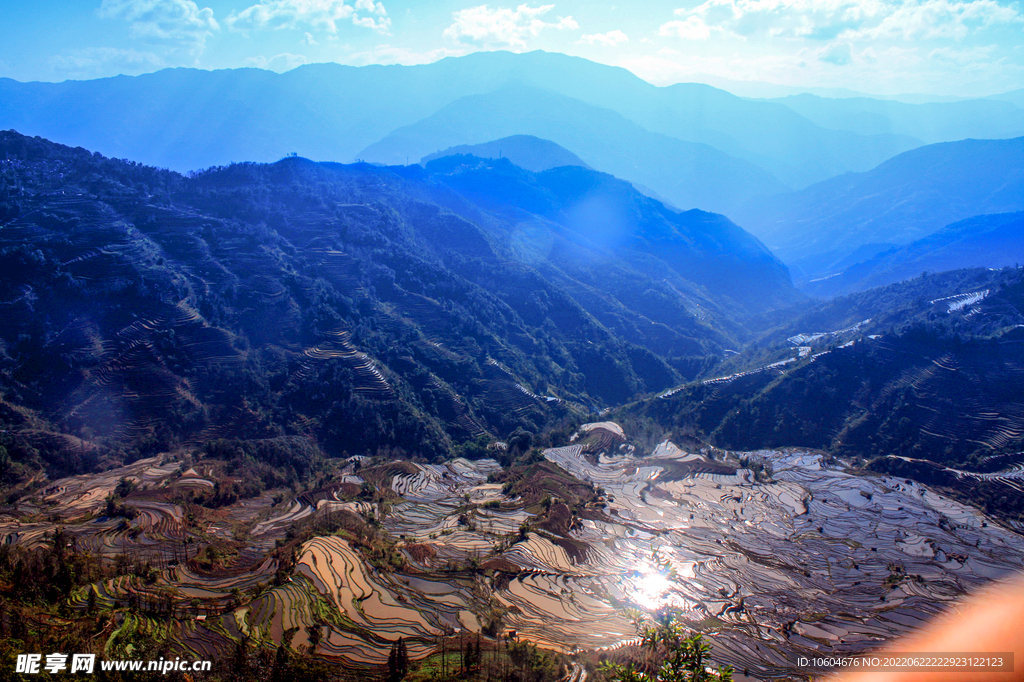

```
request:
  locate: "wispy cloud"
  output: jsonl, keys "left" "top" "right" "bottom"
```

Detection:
{"left": 444, "top": 4, "right": 578, "bottom": 49}
{"left": 50, "top": 47, "right": 165, "bottom": 79}
{"left": 660, "top": 0, "right": 1021, "bottom": 42}
{"left": 227, "top": 0, "right": 391, "bottom": 35}
{"left": 658, "top": 15, "right": 713, "bottom": 40}
{"left": 855, "top": 0, "right": 1021, "bottom": 40}
{"left": 226, "top": 0, "right": 389, "bottom": 34}
{"left": 99, "top": 0, "right": 219, "bottom": 50}
{"left": 621, "top": 36, "right": 1022, "bottom": 97}
{"left": 819, "top": 41, "right": 853, "bottom": 64}
{"left": 345, "top": 44, "right": 467, "bottom": 65}
{"left": 242, "top": 52, "right": 309, "bottom": 70}
{"left": 579, "top": 29, "right": 629, "bottom": 46}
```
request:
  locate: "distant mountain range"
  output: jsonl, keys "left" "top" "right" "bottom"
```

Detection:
{"left": 989, "top": 88, "right": 1024, "bottom": 109}
{"left": 803, "top": 212, "right": 1024, "bottom": 297}
{"left": 3, "top": 51, "right": 1023, "bottom": 294}
{"left": 360, "top": 85, "right": 789, "bottom": 214}
{"left": 422, "top": 135, "right": 591, "bottom": 173}
{"left": 0, "top": 50, "right": 932, "bottom": 214}
{"left": 420, "top": 153, "right": 796, "bottom": 313}
{"left": 733, "top": 136, "right": 1024, "bottom": 281}
{"left": 764, "top": 93, "right": 1024, "bottom": 143}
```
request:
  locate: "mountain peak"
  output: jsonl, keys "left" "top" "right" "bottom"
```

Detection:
{"left": 422, "top": 135, "right": 591, "bottom": 173}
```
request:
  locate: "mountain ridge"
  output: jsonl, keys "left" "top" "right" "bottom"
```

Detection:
{"left": 0, "top": 130, "right": 797, "bottom": 478}
{"left": 801, "top": 211, "right": 1024, "bottom": 297}
{"left": 732, "top": 136, "right": 1024, "bottom": 281}
{"left": 421, "top": 135, "right": 592, "bottom": 172}
{"left": 0, "top": 51, "right": 921, "bottom": 201}
{"left": 358, "top": 84, "right": 791, "bottom": 214}
{"left": 767, "top": 92, "right": 1024, "bottom": 142}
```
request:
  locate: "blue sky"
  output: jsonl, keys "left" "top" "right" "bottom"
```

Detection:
{"left": 1, "top": 0, "right": 1022, "bottom": 96}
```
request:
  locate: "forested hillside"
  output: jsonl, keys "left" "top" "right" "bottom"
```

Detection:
{"left": 0, "top": 131, "right": 796, "bottom": 484}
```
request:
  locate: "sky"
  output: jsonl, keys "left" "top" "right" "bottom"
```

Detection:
{"left": 1, "top": 0, "right": 1022, "bottom": 97}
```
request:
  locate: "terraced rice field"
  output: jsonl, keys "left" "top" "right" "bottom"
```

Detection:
{"left": 540, "top": 442, "right": 1024, "bottom": 677}
{"left": 301, "top": 330, "right": 393, "bottom": 398}
{"left": 0, "top": 195, "right": 270, "bottom": 442}
{"left": 4, "top": 424, "right": 1023, "bottom": 678}
{"left": 887, "top": 453, "right": 1024, "bottom": 494}
{"left": 786, "top": 318, "right": 872, "bottom": 346}
{"left": 297, "top": 536, "right": 441, "bottom": 638}
{"left": 484, "top": 359, "right": 556, "bottom": 415}
{"left": 659, "top": 343, "right": 827, "bottom": 398}
{"left": 931, "top": 289, "right": 990, "bottom": 313}
{"left": 275, "top": 434, "right": 1024, "bottom": 677}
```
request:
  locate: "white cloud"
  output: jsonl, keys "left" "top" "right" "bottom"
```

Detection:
{"left": 927, "top": 43, "right": 998, "bottom": 63}
{"left": 444, "top": 4, "right": 578, "bottom": 49}
{"left": 99, "top": 0, "right": 218, "bottom": 49}
{"left": 819, "top": 40, "right": 853, "bottom": 64}
{"left": 619, "top": 37, "right": 1022, "bottom": 97}
{"left": 242, "top": 52, "right": 309, "bottom": 71}
{"left": 658, "top": 15, "right": 713, "bottom": 39}
{"left": 227, "top": 0, "right": 391, "bottom": 35}
{"left": 616, "top": 53, "right": 711, "bottom": 85}
{"left": 660, "top": 0, "right": 1021, "bottom": 42}
{"left": 858, "top": 0, "right": 1021, "bottom": 40}
{"left": 302, "top": 31, "right": 318, "bottom": 44}
{"left": 50, "top": 47, "right": 165, "bottom": 79}
{"left": 345, "top": 45, "right": 467, "bottom": 65}
{"left": 579, "top": 29, "right": 629, "bottom": 46}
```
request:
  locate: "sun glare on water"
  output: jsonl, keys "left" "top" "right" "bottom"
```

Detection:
{"left": 630, "top": 563, "right": 674, "bottom": 610}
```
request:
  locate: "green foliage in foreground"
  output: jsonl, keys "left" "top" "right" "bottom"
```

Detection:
{"left": 601, "top": 615, "right": 733, "bottom": 682}
{"left": 403, "top": 635, "right": 563, "bottom": 682}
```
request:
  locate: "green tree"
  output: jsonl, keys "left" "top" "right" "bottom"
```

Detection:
{"left": 115, "top": 476, "right": 136, "bottom": 497}
{"left": 601, "top": 615, "right": 733, "bottom": 682}
{"left": 271, "top": 626, "right": 298, "bottom": 682}
{"left": 388, "top": 637, "right": 409, "bottom": 682}
{"left": 306, "top": 623, "right": 322, "bottom": 653}
{"left": 465, "top": 633, "right": 481, "bottom": 670}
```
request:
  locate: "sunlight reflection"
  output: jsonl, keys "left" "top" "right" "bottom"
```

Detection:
{"left": 630, "top": 562, "right": 673, "bottom": 609}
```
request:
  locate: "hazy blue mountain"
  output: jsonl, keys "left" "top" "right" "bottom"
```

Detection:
{"left": 422, "top": 154, "right": 798, "bottom": 313}
{"left": 396, "top": 51, "right": 919, "bottom": 188}
{"left": 802, "top": 212, "right": 1024, "bottom": 297}
{"left": 769, "top": 93, "right": 1024, "bottom": 143}
{"left": 990, "top": 88, "right": 1024, "bottom": 109}
{"left": 1, "top": 68, "right": 314, "bottom": 171}
{"left": 2, "top": 51, "right": 917, "bottom": 192}
{"left": 0, "top": 58, "right": 539, "bottom": 170}
{"left": 421, "top": 135, "right": 591, "bottom": 172}
{"left": 359, "top": 85, "right": 790, "bottom": 214}
{"left": 599, "top": 81, "right": 920, "bottom": 188}
{"left": 733, "top": 137, "right": 1024, "bottom": 280}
